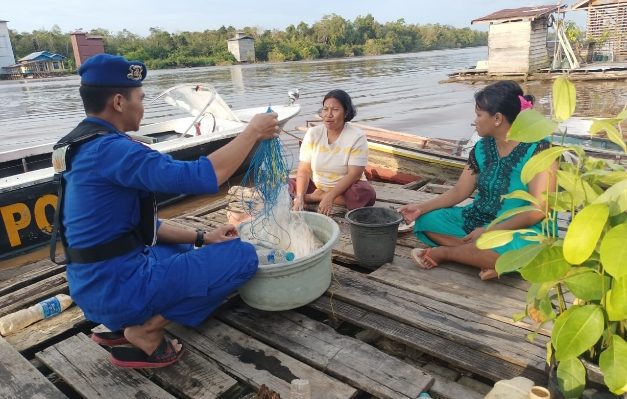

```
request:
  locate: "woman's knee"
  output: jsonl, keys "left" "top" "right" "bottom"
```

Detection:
{"left": 344, "top": 181, "right": 376, "bottom": 209}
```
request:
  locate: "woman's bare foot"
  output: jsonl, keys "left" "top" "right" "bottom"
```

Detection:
{"left": 305, "top": 189, "right": 325, "bottom": 203}
{"left": 479, "top": 269, "right": 498, "bottom": 280}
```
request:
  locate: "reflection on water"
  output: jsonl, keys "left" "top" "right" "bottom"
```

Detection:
{"left": 0, "top": 46, "right": 625, "bottom": 153}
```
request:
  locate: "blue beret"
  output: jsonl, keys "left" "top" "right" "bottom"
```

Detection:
{"left": 79, "top": 53, "right": 147, "bottom": 87}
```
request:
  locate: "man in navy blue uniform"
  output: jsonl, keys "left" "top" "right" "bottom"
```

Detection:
{"left": 53, "top": 54, "right": 278, "bottom": 368}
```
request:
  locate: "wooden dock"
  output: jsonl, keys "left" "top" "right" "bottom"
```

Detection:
{"left": 0, "top": 182, "right": 551, "bottom": 399}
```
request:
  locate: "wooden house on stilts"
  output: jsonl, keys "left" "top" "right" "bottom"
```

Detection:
{"left": 571, "top": 0, "right": 627, "bottom": 62}
{"left": 471, "top": 5, "right": 561, "bottom": 75}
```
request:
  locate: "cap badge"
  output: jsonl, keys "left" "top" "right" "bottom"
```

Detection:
{"left": 127, "top": 65, "right": 143, "bottom": 80}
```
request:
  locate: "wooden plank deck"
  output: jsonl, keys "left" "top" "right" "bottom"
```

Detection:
{"left": 0, "top": 181, "right": 553, "bottom": 399}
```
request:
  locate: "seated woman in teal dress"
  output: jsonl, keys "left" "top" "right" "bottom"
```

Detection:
{"left": 399, "top": 80, "right": 555, "bottom": 280}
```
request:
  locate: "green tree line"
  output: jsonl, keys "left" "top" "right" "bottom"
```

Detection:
{"left": 9, "top": 14, "right": 487, "bottom": 70}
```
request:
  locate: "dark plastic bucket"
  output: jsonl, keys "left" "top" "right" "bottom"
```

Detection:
{"left": 345, "top": 207, "right": 403, "bottom": 269}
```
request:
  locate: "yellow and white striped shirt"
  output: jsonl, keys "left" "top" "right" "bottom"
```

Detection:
{"left": 299, "top": 123, "right": 368, "bottom": 191}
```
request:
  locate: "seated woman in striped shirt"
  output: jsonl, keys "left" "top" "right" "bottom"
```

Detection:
{"left": 290, "top": 89, "right": 376, "bottom": 215}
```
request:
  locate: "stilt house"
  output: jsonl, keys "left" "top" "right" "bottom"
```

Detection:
{"left": 472, "top": 5, "right": 561, "bottom": 74}
{"left": 571, "top": 0, "right": 627, "bottom": 61}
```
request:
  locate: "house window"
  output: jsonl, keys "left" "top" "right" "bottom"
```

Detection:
{"left": 52, "top": 61, "right": 60, "bottom": 69}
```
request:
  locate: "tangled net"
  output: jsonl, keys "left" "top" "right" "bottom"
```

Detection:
{"left": 235, "top": 109, "right": 321, "bottom": 257}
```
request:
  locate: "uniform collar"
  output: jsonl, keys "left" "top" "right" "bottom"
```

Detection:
{"left": 83, "top": 117, "right": 120, "bottom": 133}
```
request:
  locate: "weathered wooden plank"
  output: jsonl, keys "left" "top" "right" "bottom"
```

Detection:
{"left": 167, "top": 320, "right": 358, "bottom": 399}
{"left": 144, "top": 347, "right": 239, "bottom": 399}
{"left": 0, "top": 273, "right": 68, "bottom": 317}
{"left": 0, "top": 259, "right": 63, "bottom": 294}
{"left": 308, "top": 296, "right": 546, "bottom": 384}
{"left": 332, "top": 220, "right": 528, "bottom": 293}
{"left": 371, "top": 181, "right": 438, "bottom": 204}
{"left": 219, "top": 301, "right": 434, "bottom": 399}
{"left": 368, "top": 247, "right": 535, "bottom": 323}
{"left": 5, "top": 306, "right": 86, "bottom": 352}
{"left": 90, "top": 324, "right": 239, "bottom": 399}
{"left": 328, "top": 265, "right": 547, "bottom": 372}
{"left": 36, "top": 333, "right": 175, "bottom": 398}
{"left": 0, "top": 336, "right": 66, "bottom": 399}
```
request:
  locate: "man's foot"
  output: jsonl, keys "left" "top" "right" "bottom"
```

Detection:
{"left": 91, "top": 330, "right": 129, "bottom": 346}
{"left": 410, "top": 248, "right": 438, "bottom": 270}
{"left": 110, "top": 337, "right": 183, "bottom": 368}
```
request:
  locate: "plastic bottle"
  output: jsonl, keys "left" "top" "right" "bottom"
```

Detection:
{"left": 484, "top": 376, "right": 535, "bottom": 399}
{"left": 289, "top": 379, "right": 310, "bottom": 399}
{"left": 256, "top": 249, "right": 295, "bottom": 265}
{"left": 0, "top": 294, "right": 73, "bottom": 336}
{"left": 529, "top": 386, "right": 551, "bottom": 399}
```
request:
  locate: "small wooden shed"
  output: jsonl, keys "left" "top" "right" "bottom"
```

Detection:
{"left": 571, "top": 0, "right": 627, "bottom": 61}
{"left": 472, "top": 5, "right": 560, "bottom": 74}
{"left": 227, "top": 32, "right": 255, "bottom": 63}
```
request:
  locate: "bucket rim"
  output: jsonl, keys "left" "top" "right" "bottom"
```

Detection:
{"left": 239, "top": 211, "right": 340, "bottom": 270}
{"left": 345, "top": 206, "right": 403, "bottom": 228}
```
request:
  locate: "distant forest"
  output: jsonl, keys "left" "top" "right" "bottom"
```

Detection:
{"left": 9, "top": 14, "right": 488, "bottom": 70}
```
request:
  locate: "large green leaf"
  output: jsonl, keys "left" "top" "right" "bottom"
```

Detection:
{"left": 563, "top": 204, "right": 609, "bottom": 265}
{"left": 495, "top": 243, "right": 545, "bottom": 275}
{"left": 547, "top": 191, "right": 580, "bottom": 211}
{"left": 606, "top": 276, "right": 627, "bottom": 321}
{"left": 521, "top": 147, "right": 566, "bottom": 184}
{"left": 598, "top": 171, "right": 627, "bottom": 186}
{"left": 486, "top": 206, "right": 544, "bottom": 229}
{"left": 593, "top": 179, "right": 627, "bottom": 216}
{"left": 501, "top": 190, "right": 541, "bottom": 206}
{"left": 551, "top": 305, "right": 605, "bottom": 361}
{"left": 563, "top": 269, "right": 610, "bottom": 301}
{"left": 557, "top": 357, "right": 586, "bottom": 399}
{"left": 527, "top": 280, "right": 554, "bottom": 302}
{"left": 520, "top": 246, "right": 571, "bottom": 283}
{"left": 600, "top": 223, "right": 627, "bottom": 278}
{"left": 475, "top": 229, "right": 535, "bottom": 250}
{"left": 590, "top": 119, "right": 627, "bottom": 152}
{"left": 617, "top": 109, "right": 627, "bottom": 121}
{"left": 553, "top": 76, "right": 577, "bottom": 122}
{"left": 599, "top": 335, "right": 627, "bottom": 395}
{"left": 508, "top": 109, "right": 558, "bottom": 143}
{"left": 557, "top": 169, "right": 599, "bottom": 204}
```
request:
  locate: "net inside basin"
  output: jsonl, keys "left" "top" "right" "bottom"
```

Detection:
{"left": 237, "top": 211, "right": 340, "bottom": 311}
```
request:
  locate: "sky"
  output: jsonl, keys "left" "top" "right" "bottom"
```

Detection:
{"left": 2, "top": 0, "right": 586, "bottom": 36}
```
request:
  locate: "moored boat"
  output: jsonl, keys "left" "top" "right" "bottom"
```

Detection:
{"left": 0, "top": 83, "right": 301, "bottom": 260}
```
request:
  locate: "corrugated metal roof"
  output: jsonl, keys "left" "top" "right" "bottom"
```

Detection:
{"left": 18, "top": 51, "right": 66, "bottom": 62}
{"left": 472, "top": 5, "right": 562, "bottom": 24}
{"left": 572, "top": 0, "right": 627, "bottom": 9}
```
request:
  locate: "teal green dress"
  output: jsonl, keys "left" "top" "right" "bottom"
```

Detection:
{"left": 414, "top": 137, "right": 551, "bottom": 255}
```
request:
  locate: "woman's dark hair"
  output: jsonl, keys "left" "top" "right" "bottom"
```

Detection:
{"left": 79, "top": 85, "right": 134, "bottom": 114}
{"left": 323, "top": 89, "right": 357, "bottom": 121}
{"left": 474, "top": 80, "right": 534, "bottom": 124}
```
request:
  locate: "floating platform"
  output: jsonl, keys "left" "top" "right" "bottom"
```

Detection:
{"left": 1, "top": 181, "right": 564, "bottom": 399}
{"left": 443, "top": 62, "right": 627, "bottom": 83}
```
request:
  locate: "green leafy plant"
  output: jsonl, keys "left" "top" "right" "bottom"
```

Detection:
{"left": 476, "top": 76, "right": 627, "bottom": 398}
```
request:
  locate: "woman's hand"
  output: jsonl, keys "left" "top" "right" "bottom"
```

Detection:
{"left": 463, "top": 227, "right": 486, "bottom": 243}
{"left": 317, "top": 193, "right": 335, "bottom": 216}
{"left": 292, "top": 195, "right": 305, "bottom": 211}
{"left": 206, "top": 224, "right": 238, "bottom": 244}
{"left": 399, "top": 203, "right": 422, "bottom": 223}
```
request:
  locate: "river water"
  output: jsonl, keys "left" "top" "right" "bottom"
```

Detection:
{"left": 1, "top": 46, "right": 625, "bottom": 153}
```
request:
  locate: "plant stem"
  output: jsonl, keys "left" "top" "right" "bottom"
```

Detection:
{"left": 556, "top": 283, "right": 567, "bottom": 314}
